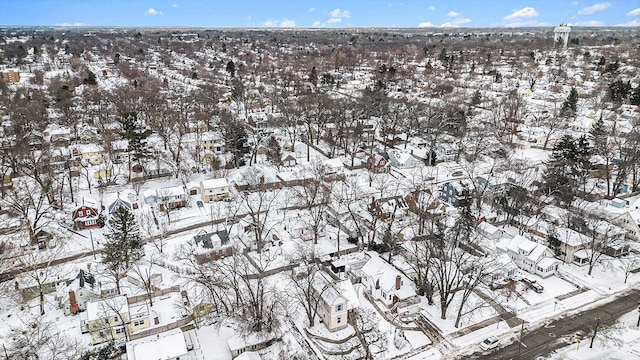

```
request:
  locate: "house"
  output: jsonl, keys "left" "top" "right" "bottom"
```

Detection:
{"left": 200, "top": 178, "right": 229, "bottom": 202}
{"left": 366, "top": 154, "right": 390, "bottom": 173}
{"left": 78, "top": 144, "right": 104, "bottom": 165}
{"left": 72, "top": 197, "right": 100, "bottom": 230}
{"left": 59, "top": 270, "right": 100, "bottom": 315}
{"left": 489, "top": 253, "right": 519, "bottom": 286}
{"left": 545, "top": 226, "right": 588, "bottom": 264}
{"left": 385, "top": 149, "right": 417, "bottom": 169}
{"left": 359, "top": 253, "right": 420, "bottom": 314}
{"left": 313, "top": 271, "right": 360, "bottom": 332}
{"left": 85, "top": 295, "right": 150, "bottom": 345}
{"left": 435, "top": 143, "right": 457, "bottom": 162}
{"left": 157, "top": 185, "right": 188, "bottom": 211}
{"left": 108, "top": 197, "right": 133, "bottom": 215}
{"left": 125, "top": 329, "right": 189, "bottom": 360}
{"left": 608, "top": 197, "right": 640, "bottom": 241}
{"left": 324, "top": 158, "right": 345, "bottom": 175}
{"left": 440, "top": 181, "right": 472, "bottom": 207}
{"left": 143, "top": 189, "right": 158, "bottom": 204}
{"left": 2, "top": 70, "right": 20, "bottom": 83}
{"left": 477, "top": 221, "right": 504, "bottom": 241}
{"left": 192, "top": 229, "right": 233, "bottom": 263}
{"left": 497, "top": 235, "right": 560, "bottom": 278}
{"left": 227, "top": 334, "right": 276, "bottom": 359}
{"left": 281, "top": 154, "right": 297, "bottom": 167}
{"left": 200, "top": 131, "right": 225, "bottom": 154}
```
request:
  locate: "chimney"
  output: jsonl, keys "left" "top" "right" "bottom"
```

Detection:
{"left": 395, "top": 275, "right": 401, "bottom": 290}
{"left": 69, "top": 291, "right": 79, "bottom": 315}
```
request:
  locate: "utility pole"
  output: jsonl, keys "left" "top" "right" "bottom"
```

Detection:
{"left": 89, "top": 230, "right": 96, "bottom": 259}
{"left": 636, "top": 302, "right": 640, "bottom": 327}
{"left": 517, "top": 319, "right": 525, "bottom": 358}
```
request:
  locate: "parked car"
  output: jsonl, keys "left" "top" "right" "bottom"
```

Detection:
{"left": 522, "top": 278, "right": 544, "bottom": 293}
{"left": 480, "top": 336, "right": 500, "bottom": 351}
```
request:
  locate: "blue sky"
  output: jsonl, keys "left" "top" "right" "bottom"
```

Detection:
{"left": 1, "top": 1, "right": 639, "bottom": 27}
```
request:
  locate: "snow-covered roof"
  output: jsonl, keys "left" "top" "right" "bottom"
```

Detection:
{"left": 127, "top": 329, "right": 188, "bottom": 360}
{"left": 201, "top": 178, "right": 229, "bottom": 189}
{"left": 361, "top": 253, "right": 416, "bottom": 300}
{"left": 158, "top": 185, "right": 186, "bottom": 197}
{"left": 78, "top": 196, "right": 99, "bottom": 210}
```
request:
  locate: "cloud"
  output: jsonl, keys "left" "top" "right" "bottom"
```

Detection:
{"left": 616, "top": 19, "right": 640, "bottom": 26}
{"left": 572, "top": 1, "right": 578, "bottom": 6}
{"left": 312, "top": 21, "right": 323, "bottom": 27}
{"left": 440, "top": 22, "right": 459, "bottom": 28}
{"left": 329, "top": 8, "right": 351, "bottom": 18}
{"left": 452, "top": 17, "right": 471, "bottom": 25}
{"left": 504, "top": 7, "right": 539, "bottom": 20}
{"left": 172, "top": 4, "right": 178, "bottom": 8}
{"left": 577, "top": 2, "right": 610, "bottom": 15}
{"left": 54, "top": 22, "right": 88, "bottom": 26}
{"left": 574, "top": 19, "right": 605, "bottom": 25}
{"left": 447, "top": 11, "right": 461, "bottom": 17}
{"left": 263, "top": 18, "right": 296, "bottom": 27}
{"left": 626, "top": 8, "right": 640, "bottom": 16}
{"left": 418, "top": 22, "right": 435, "bottom": 27}
{"left": 428, "top": 5, "right": 436, "bottom": 11}
{"left": 144, "top": 8, "right": 162, "bottom": 16}
{"left": 327, "top": 18, "right": 342, "bottom": 23}
{"left": 309, "top": 7, "right": 315, "bottom": 12}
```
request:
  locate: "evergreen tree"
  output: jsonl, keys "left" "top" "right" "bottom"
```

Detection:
{"left": 309, "top": 66, "right": 318, "bottom": 87}
{"left": 542, "top": 135, "right": 591, "bottom": 205}
{"left": 119, "top": 111, "right": 152, "bottom": 174}
{"left": 265, "top": 136, "right": 282, "bottom": 166}
{"left": 102, "top": 207, "right": 144, "bottom": 295}
{"left": 226, "top": 60, "right": 235, "bottom": 77}
{"left": 560, "top": 87, "right": 579, "bottom": 118}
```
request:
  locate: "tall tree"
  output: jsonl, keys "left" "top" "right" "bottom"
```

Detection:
{"left": 101, "top": 207, "right": 144, "bottom": 294}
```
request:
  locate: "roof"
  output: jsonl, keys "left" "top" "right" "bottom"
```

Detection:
{"left": 76, "top": 269, "right": 96, "bottom": 288}
{"left": 193, "top": 229, "right": 230, "bottom": 249}
{"left": 201, "top": 178, "right": 229, "bottom": 189}
{"left": 324, "top": 158, "right": 344, "bottom": 169}
{"left": 108, "top": 198, "right": 132, "bottom": 213}
{"left": 236, "top": 352, "right": 262, "bottom": 360}
{"left": 537, "top": 257, "right": 561, "bottom": 269}
{"left": 387, "top": 150, "right": 415, "bottom": 166}
{"left": 158, "top": 185, "right": 186, "bottom": 197}
{"left": 361, "top": 253, "right": 416, "bottom": 299}
{"left": 128, "top": 329, "right": 188, "bottom": 360}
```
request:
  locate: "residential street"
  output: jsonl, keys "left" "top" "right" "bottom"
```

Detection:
{"left": 471, "top": 288, "right": 640, "bottom": 359}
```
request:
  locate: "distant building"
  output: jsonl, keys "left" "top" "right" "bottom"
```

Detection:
{"left": 554, "top": 23, "right": 571, "bottom": 48}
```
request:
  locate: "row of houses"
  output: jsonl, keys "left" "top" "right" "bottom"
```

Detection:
{"left": 73, "top": 178, "right": 230, "bottom": 230}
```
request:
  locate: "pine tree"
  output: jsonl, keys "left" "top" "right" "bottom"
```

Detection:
{"left": 560, "top": 87, "right": 579, "bottom": 118}
{"left": 119, "top": 111, "right": 152, "bottom": 176}
{"left": 102, "top": 207, "right": 144, "bottom": 294}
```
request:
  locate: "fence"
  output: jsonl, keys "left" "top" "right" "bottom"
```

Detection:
{"left": 126, "top": 285, "right": 181, "bottom": 304}
{"left": 129, "top": 314, "right": 195, "bottom": 341}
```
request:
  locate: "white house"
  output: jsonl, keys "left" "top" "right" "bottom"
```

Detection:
{"left": 313, "top": 272, "right": 359, "bottom": 332}
{"left": 85, "top": 295, "right": 150, "bottom": 345}
{"left": 386, "top": 149, "right": 417, "bottom": 169}
{"left": 497, "top": 235, "right": 560, "bottom": 278}
{"left": 359, "top": 253, "right": 419, "bottom": 314}
{"left": 477, "top": 221, "right": 505, "bottom": 241}
{"left": 200, "top": 178, "right": 229, "bottom": 203}
{"left": 324, "top": 158, "right": 345, "bottom": 175}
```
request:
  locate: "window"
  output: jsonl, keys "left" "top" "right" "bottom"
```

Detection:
{"left": 336, "top": 304, "right": 343, "bottom": 312}
{"left": 114, "top": 327, "right": 125, "bottom": 335}
{"left": 133, "top": 319, "right": 145, "bottom": 327}
{"left": 337, "top": 316, "right": 342, "bottom": 324}
{"left": 113, "top": 316, "right": 120, "bottom": 323}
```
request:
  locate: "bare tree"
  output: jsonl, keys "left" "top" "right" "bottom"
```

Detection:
{"left": 5, "top": 315, "right": 81, "bottom": 359}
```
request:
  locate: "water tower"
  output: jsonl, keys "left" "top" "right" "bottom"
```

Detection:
{"left": 554, "top": 23, "right": 571, "bottom": 48}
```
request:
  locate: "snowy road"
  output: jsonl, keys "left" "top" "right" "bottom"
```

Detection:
{"left": 475, "top": 287, "right": 640, "bottom": 359}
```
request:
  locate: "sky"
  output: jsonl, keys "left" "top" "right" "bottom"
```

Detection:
{"left": 1, "top": 1, "right": 639, "bottom": 28}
